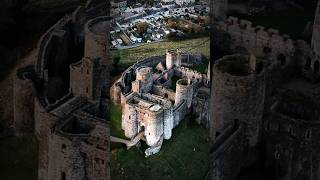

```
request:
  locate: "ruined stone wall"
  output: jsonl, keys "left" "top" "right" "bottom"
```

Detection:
{"left": 152, "top": 85, "right": 176, "bottom": 102}
{"left": 34, "top": 99, "right": 60, "bottom": 180}
{"left": 180, "top": 54, "right": 205, "bottom": 66}
{"left": 174, "top": 67, "right": 206, "bottom": 83}
{"left": 264, "top": 111, "right": 320, "bottom": 180}
{"left": 132, "top": 67, "right": 153, "bottom": 93}
{"left": 122, "top": 102, "right": 138, "bottom": 138}
{"left": 120, "top": 56, "right": 164, "bottom": 93}
{"left": 192, "top": 89, "right": 210, "bottom": 128}
{"left": 43, "top": 115, "right": 109, "bottom": 180}
{"left": 211, "top": 55, "right": 266, "bottom": 147}
{"left": 110, "top": 82, "right": 122, "bottom": 103}
{"left": 213, "top": 17, "right": 295, "bottom": 61}
{"left": 173, "top": 101, "right": 188, "bottom": 127}
{"left": 312, "top": 0, "right": 320, "bottom": 59}
{"left": 175, "top": 79, "right": 194, "bottom": 109}
{"left": 210, "top": 124, "right": 245, "bottom": 180}
{"left": 35, "top": 16, "right": 73, "bottom": 79}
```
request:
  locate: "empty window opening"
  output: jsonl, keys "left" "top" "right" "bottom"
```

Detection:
{"left": 61, "top": 172, "right": 66, "bottom": 180}
{"left": 305, "top": 57, "right": 311, "bottom": 69}
{"left": 306, "top": 129, "right": 312, "bottom": 140}
{"left": 314, "top": 61, "right": 319, "bottom": 73}
{"left": 61, "top": 144, "right": 66, "bottom": 152}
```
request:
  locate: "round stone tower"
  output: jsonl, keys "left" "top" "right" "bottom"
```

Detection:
{"left": 174, "top": 79, "right": 193, "bottom": 108}
{"left": 122, "top": 102, "right": 138, "bottom": 138}
{"left": 166, "top": 49, "right": 175, "bottom": 69}
{"left": 145, "top": 106, "right": 163, "bottom": 147}
{"left": 211, "top": 54, "right": 266, "bottom": 147}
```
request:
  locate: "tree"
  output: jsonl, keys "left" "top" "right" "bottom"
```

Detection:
{"left": 167, "top": 17, "right": 177, "bottom": 29}
{"left": 137, "top": 22, "right": 149, "bottom": 36}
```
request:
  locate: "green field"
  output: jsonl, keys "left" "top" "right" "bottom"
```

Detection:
{"left": 112, "top": 37, "right": 210, "bottom": 67}
{"left": 111, "top": 103, "right": 210, "bottom": 180}
{"left": 0, "top": 136, "right": 38, "bottom": 180}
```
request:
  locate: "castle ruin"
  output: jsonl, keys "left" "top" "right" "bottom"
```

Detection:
{"left": 111, "top": 49, "right": 210, "bottom": 156}
{"left": 209, "top": 0, "right": 320, "bottom": 179}
{"left": 13, "top": 0, "right": 111, "bottom": 180}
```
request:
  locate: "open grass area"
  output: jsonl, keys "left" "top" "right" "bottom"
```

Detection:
{"left": 186, "top": 63, "right": 209, "bottom": 74}
{"left": 112, "top": 37, "right": 210, "bottom": 67}
{"left": 111, "top": 115, "right": 210, "bottom": 180}
{"left": 0, "top": 136, "right": 38, "bottom": 180}
{"left": 110, "top": 103, "right": 127, "bottom": 139}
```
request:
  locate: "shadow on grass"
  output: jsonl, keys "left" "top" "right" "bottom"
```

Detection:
{"left": 111, "top": 115, "right": 210, "bottom": 180}
{"left": 0, "top": 136, "right": 38, "bottom": 180}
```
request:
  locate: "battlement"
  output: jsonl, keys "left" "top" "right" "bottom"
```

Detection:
{"left": 213, "top": 16, "right": 297, "bottom": 61}
{"left": 223, "top": 16, "right": 293, "bottom": 43}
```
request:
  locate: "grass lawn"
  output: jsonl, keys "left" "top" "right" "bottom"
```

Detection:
{"left": 112, "top": 37, "right": 210, "bottom": 67}
{"left": 110, "top": 104, "right": 127, "bottom": 139}
{"left": 0, "top": 136, "right": 38, "bottom": 180}
{"left": 186, "top": 63, "right": 208, "bottom": 74}
{"left": 111, "top": 115, "right": 210, "bottom": 180}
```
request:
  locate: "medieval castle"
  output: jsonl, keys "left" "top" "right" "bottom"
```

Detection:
{"left": 111, "top": 49, "right": 210, "bottom": 156}
{"left": 13, "top": 0, "right": 110, "bottom": 180}
{"left": 209, "top": 0, "right": 320, "bottom": 180}
{"left": 10, "top": 0, "right": 320, "bottom": 179}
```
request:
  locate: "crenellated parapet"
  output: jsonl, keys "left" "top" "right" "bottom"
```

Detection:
{"left": 214, "top": 16, "right": 295, "bottom": 59}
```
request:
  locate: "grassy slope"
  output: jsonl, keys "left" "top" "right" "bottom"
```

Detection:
{"left": 110, "top": 104, "right": 127, "bottom": 139}
{"left": 0, "top": 136, "right": 38, "bottom": 180}
{"left": 111, "top": 107, "right": 210, "bottom": 180}
{"left": 113, "top": 37, "right": 210, "bottom": 66}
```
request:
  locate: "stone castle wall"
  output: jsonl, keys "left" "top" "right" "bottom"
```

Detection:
{"left": 13, "top": 1, "right": 110, "bottom": 179}
{"left": 210, "top": 124, "right": 245, "bottom": 180}
{"left": 212, "top": 16, "right": 320, "bottom": 78}
{"left": 312, "top": 1, "right": 320, "bottom": 58}
{"left": 211, "top": 55, "right": 266, "bottom": 147}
